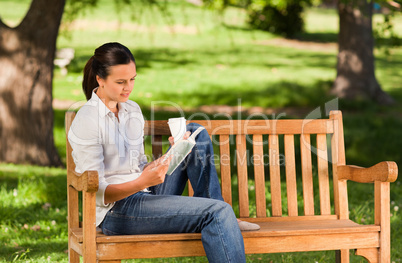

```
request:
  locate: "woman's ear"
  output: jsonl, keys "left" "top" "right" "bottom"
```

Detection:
{"left": 96, "top": 75, "right": 104, "bottom": 88}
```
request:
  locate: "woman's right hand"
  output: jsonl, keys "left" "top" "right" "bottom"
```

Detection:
{"left": 104, "top": 154, "right": 172, "bottom": 204}
{"left": 138, "top": 154, "right": 172, "bottom": 188}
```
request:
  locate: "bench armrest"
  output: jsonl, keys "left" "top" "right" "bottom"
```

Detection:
{"left": 337, "top": 161, "right": 398, "bottom": 183}
{"left": 67, "top": 170, "right": 99, "bottom": 192}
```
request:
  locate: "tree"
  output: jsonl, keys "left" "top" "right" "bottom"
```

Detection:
{"left": 0, "top": 0, "right": 164, "bottom": 166}
{"left": 0, "top": 0, "right": 66, "bottom": 166}
{"left": 332, "top": 0, "right": 395, "bottom": 104}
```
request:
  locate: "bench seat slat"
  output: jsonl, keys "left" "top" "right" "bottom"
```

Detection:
{"left": 71, "top": 219, "right": 379, "bottom": 244}
{"left": 95, "top": 231, "right": 379, "bottom": 260}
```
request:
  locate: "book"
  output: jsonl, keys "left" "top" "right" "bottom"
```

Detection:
{"left": 163, "top": 127, "right": 205, "bottom": 175}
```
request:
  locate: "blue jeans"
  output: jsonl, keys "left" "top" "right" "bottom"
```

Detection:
{"left": 101, "top": 123, "right": 246, "bottom": 263}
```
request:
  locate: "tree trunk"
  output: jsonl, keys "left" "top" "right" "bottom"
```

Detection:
{"left": 333, "top": 0, "right": 394, "bottom": 105}
{"left": 0, "top": 0, "right": 65, "bottom": 166}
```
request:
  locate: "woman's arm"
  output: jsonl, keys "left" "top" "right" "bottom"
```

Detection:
{"left": 104, "top": 154, "right": 172, "bottom": 204}
{"left": 103, "top": 131, "right": 192, "bottom": 204}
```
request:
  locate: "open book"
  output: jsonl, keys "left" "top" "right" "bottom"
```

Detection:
{"left": 163, "top": 127, "right": 205, "bottom": 175}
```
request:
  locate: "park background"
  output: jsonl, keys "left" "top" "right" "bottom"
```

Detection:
{"left": 0, "top": 0, "right": 401, "bottom": 262}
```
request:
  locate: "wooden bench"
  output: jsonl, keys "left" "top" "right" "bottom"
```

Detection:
{"left": 65, "top": 110, "right": 398, "bottom": 263}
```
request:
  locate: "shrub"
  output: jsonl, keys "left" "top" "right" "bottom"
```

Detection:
{"left": 247, "top": 0, "right": 310, "bottom": 38}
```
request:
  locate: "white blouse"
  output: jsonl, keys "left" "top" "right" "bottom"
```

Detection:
{"left": 68, "top": 89, "right": 148, "bottom": 226}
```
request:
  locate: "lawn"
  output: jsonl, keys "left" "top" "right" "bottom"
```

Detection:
{"left": 0, "top": 0, "right": 402, "bottom": 262}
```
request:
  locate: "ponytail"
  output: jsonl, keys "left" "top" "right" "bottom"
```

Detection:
{"left": 82, "top": 42, "right": 136, "bottom": 101}
{"left": 82, "top": 56, "right": 97, "bottom": 100}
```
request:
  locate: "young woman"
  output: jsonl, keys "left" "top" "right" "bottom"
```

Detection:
{"left": 68, "top": 42, "right": 259, "bottom": 262}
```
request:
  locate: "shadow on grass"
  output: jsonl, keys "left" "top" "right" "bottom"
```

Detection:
{"left": 67, "top": 42, "right": 337, "bottom": 73}
{"left": 154, "top": 79, "right": 335, "bottom": 108}
{"left": 67, "top": 48, "right": 196, "bottom": 74}
{"left": 294, "top": 32, "right": 338, "bottom": 43}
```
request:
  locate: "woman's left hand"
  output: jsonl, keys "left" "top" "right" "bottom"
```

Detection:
{"left": 168, "top": 131, "right": 191, "bottom": 146}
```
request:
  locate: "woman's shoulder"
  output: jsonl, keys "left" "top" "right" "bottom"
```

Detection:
{"left": 68, "top": 102, "right": 102, "bottom": 144}
{"left": 71, "top": 101, "right": 101, "bottom": 128}
{"left": 75, "top": 99, "right": 102, "bottom": 117}
{"left": 123, "top": 100, "right": 142, "bottom": 113}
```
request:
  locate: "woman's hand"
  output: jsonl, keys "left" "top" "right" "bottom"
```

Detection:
{"left": 104, "top": 153, "right": 173, "bottom": 204}
{"left": 137, "top": 153, "right": 173, "bottom": 188}
{"left": 168, "top": 131, "right": 191, "bottom": 146}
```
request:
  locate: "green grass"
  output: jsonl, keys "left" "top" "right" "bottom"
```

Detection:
{"left": 1, "top": 0, "right": 402, "bottom": 262}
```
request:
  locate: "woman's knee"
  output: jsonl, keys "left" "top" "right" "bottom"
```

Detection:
{"left": 186, "top": 123, "right": 210, "bottom": 144}
{"left": 210, "top": 200, "right": 235, "bottom": 218}
{"left": 186, "top": 122, "right": 203, "bottom": 132}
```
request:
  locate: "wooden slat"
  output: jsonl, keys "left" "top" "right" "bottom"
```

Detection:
{"left": 98, "top": 240, "right": 206, "bottom": 260}
{"left": 144, "top": 119, "right": 334, "bottom": 136}
{"left": 83, "top": 191, "right": 97, "bottom": 263}
{"left": 236, "top": 134, "right": 249, "bottom": 218}
{"left": 65, "top": 111, "right": 80, "bottom": 227}
{"left": 240, "top": 214, "right": 338, "bottom": 223}
{"left": 152, "top": 135, "right": 163, "bottom": 159}
{"left": 330, "top": 110, "right": 348, "bottom": 220}
{"left": 188, "top": 182, "right": 194, "bottom": 197}
{"left": 95, "top": 230, "right": 379, "bottom": 260}
{"left": 219, "top": 135, "right": 232, "bottom": 205}
{"left": 269, "top": 134, "right": 282, "bottom": 216}
{"left": 243, "top": 232, "right": 379, "bottom": 254}
{"left": 375, "top": 181, "right": 391, "bottom": 262}
{"left": 65, "top": 111, "right": 77, "bottom": 173}
{"left": 316, "top": 134, "right": 331, "bottom": 215}
{"left": 253, "top": 135, "right": 266, "bottom": 218}
{"left": 72, "top": 218, "right": 378, "bottom": 243}
{"left": 284, "top": 135, "right": 298, "bottom": 216}
{"left": 300, "top": 134, "right": 315, "bottom": 216}
{"left": 94, "top": 230, "right": 379, "bottom": 259}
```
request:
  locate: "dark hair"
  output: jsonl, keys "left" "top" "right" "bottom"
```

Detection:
{"left": 82, "top": 42, "right": 136, "bottom": 100}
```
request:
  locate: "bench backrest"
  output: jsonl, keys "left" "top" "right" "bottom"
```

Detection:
{"left": 65, "top": 110, "right": 348, "bottom": 221}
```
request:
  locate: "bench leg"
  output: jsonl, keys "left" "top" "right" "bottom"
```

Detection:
{"left": 68, "top": 248, "right": 80, "bottom": 263}
{"left": 355, "top": 248, "right": 379, "bottom": 263}
{"left": 336, "top": 249, "right": 350, "bottom": 263}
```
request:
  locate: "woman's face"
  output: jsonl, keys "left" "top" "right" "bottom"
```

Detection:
{"left": 96, "top": 61, "right": 137, "bottom": 107}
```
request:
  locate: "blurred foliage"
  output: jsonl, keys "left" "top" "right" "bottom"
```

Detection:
{"left": 203, "top": 0, "right": 312, "bottom": 37}
{"left": 373, "top": 2, "right": 402, "bottom": 54}
{"left": 247, "top": 0, "right": 311, "bottom": 37}
{"left": 201, "top": 0, "right": 402, "bottom": 39}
